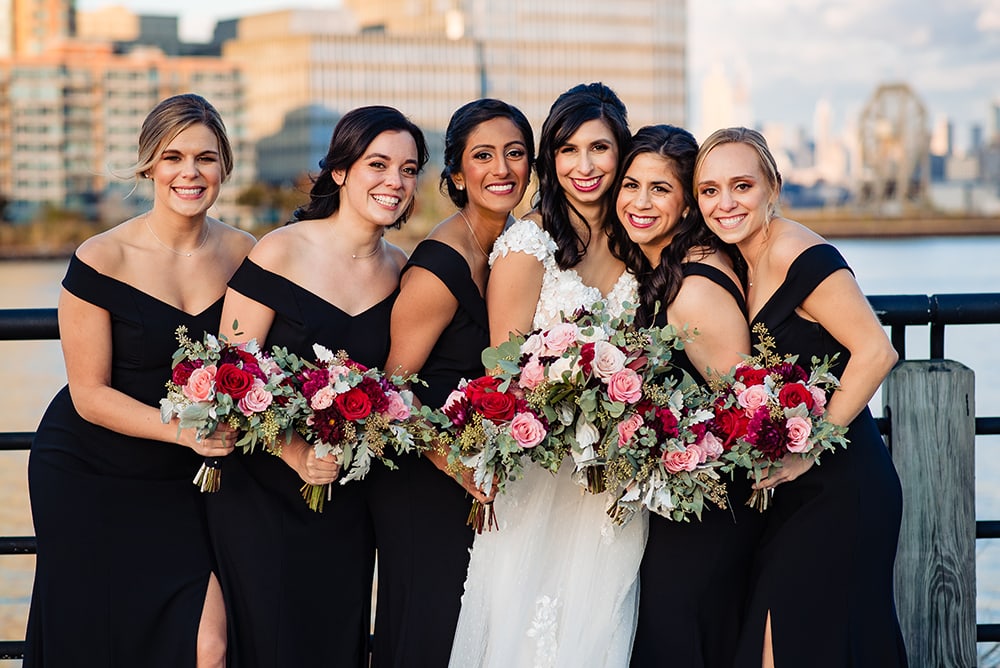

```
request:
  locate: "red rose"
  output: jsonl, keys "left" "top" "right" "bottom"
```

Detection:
{"left": 735, "top": 365, "right": 768, "bottom": 386}
{"left": 335, "top": 387, "right": 373, "bottom": 421}
{"left": 578, "top": 342, "right": 595, "bottom": 374}
{"left": 172, "top": 359, "right": 201, "bottom": 386}
{"left": 476, "top": 390, "right": 517, "bottom": 422}
{"left": 711, "top": 404, "right": 750, "bottom": 449}
{"left": 464, "top": 375, "right": 502, "bottom": 406}
{"left": 778, "top": 382, "right": 815, "bottom": 410}
{"left": 216, "top": 362, "right": 256, "bottom": 400}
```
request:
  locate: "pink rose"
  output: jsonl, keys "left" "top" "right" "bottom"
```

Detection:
{"left": 509, "top": 411, "right": 547, "bottom": 448}
{"left": 383, "top": 390, "right": 411, "bottom": 422}
{"left": 310, "top": 385, "right": 336, "bottom": 410}
{"left": 617, "top": 413, "right": 644, "bottom": 446}
{"left": 238, "top": 381, "right": 273, "bottom": 416}
{"left": 607, "top": 368, "right": 642, "bottom": 404}
{"left": 591, "top": 340, "right": 627, "bottom": 381}
{"left": 183, "top": 365, "right": 217, "bottom": 403}
{"left": 518, "top": 357, "right": 546, "bottom": 390}
{"left": 696, "top": 431, "right": 725, "bottom": 461}
{"left": 662, "top": 447, "right": 700, "bottom": 473}
{"left": 737, "top": 384, "right": 771, "bottom": 416}
{"left": 542, "top": 322, "right": 580, "bottom": 355}
{"left": 809, "top": 385, "right": 827, "bottom": 415}
{"left": 785, "top": 416, "right": 813, "bottom": 453}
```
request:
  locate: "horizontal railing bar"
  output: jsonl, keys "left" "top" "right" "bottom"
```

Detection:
{"left": 978, "top": 418, "right": 1000, "bottom": 435}
{"left": 978, "top": 623, "right": 1000, "bottom": 643}
{"left": 0, "top": 308, "right": 58, "bottom": 341}
{"left": 0, "top": 433, "right": 33, "bottom": 451}
{"left": 978, "top": 521, "right": 1000, "bottom": 539}
{"left": 0, "top": 641, "right": 23, "bottom": 660}
{"left": 0, "top": 538, "right": 35, "bottom": 555}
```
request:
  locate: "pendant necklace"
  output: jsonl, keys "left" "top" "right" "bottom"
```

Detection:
{"left": 145, "top": 216, "right": 208, "bottom": 257}
{"left": 458, "top": 209, "right": 490, "bottom": 260}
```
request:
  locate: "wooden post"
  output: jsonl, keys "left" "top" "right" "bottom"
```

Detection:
{"left": 884, "top": 359, "right": 976, "bottom": 667}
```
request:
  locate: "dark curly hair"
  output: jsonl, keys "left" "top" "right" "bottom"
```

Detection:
{"left": 292, "top": 105, "right": 429, "bottom": 226}
{"left": 608, "top": 124, "right": 746, "bottom": 327}
{"left": 535, "top": 83, "right": 631, "bottom": 269}
{"left": 440, "top": 98, "right": 535, "bottom": 208}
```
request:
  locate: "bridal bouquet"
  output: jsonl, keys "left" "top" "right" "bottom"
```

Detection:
{"left": 425, "top": 374, "right": 560, "bottom": 533}
{"left": 484, "top": 305, "right": 687, "bottom": 494}
{"left": 275, "top": 344, "right": 425, "bottom": 512}
{"left": 604, "top": 373, "right": 729, "bottom": 525}
{"left": 159, "top": 325, "right": 298, "bottom": 493}
{"left": 710, "top": 323, "right": 849, "bottom": 511}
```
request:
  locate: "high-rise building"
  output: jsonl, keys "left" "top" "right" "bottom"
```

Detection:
{"left": 226, "top": 0, "right": 686, "bottom": 168}
{"left": 12, "top": 0, "right": 71, "bottom": 56}
{"left": 0, "top": 41, "right": 252, "bottom": 224}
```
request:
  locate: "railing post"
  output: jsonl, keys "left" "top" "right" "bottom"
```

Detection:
{"left": 884, "top": 360, "right": 976, "bottom": 667}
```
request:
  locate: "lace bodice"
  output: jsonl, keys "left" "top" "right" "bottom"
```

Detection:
{"left": 490, "top": 218, "right": 637, "bottom": 331}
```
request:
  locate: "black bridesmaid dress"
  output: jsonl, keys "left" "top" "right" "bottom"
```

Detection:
{"left": 734, "top": 244, "right": 907, "bottom": 667}
{"left": 630, "top": 262, "right": 766, "bottom": 668}
{"left": 206, "top": 258, "right": 391, "bottom": 668}
{"left": 25, "top": 255, "right": 218, "bottom": 667}
{"left": 368, "top": 239, "right": 484, "bottom": 668}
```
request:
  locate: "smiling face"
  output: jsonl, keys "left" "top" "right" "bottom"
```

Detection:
{"left": 149, "top": 123, "right": 223, "bottom": 221}
{"left": 616, "top": 152, "right": 687, "bottom": 255}
{"left": 554, "top": 118, "right": 619, "bottom": 212}
{"left": 333, "top": 130, "right": 420, "bottom": 228}
{"left": 696, "top": 141, "right": 776, "bottom": 246}
{"left": 452, "top": 116, "right": 531, "bottom": 217}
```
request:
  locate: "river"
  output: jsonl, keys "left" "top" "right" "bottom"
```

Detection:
{"left": 1, "top": 236, "right": 999, "bottom": 662}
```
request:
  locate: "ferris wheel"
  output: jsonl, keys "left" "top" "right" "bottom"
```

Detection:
{"left": 858, "top": 83, "right": 931, "bottom": 213}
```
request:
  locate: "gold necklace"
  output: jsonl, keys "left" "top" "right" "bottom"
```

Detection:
{"left": 351, "top": 237, "right": 383, "bottom": 260}
{"left": 145, "top": 215, "right": 208, "bottom": 257}
{"left": 458, "top": 209, "right": 490, "bottom": 260}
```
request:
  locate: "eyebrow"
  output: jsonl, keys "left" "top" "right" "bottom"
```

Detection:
{"left": 161, "top": 148, "right": 220, "bottom": 156}
{"left": 364, "top": 152, "right": 418, "bottom": 165}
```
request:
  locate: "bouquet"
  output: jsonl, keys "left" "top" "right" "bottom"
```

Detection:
{"left": 710, "top": 323, "right": 850, "bottom": 511}
{"left": 604, "top": 367, "right": 729, "bottom": 525}
{"left": 424, "top": 374, "right": 561, "bottom": 533}
{"left": 159, "top": 326, "right": 298, "bottom": 493}
{"left": 275, "top": 344, "right": 424, "bottom": 512}
{"left": 484, "top": 305, "right": 687, "bottom": 494}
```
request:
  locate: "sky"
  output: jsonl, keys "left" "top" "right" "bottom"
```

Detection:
{"left": 77, "top": 0, "right": 1000, "bottom": 147}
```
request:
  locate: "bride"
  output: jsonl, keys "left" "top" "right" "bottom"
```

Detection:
{"left": 450, "top": 83, "right": 645, "bottom": 668}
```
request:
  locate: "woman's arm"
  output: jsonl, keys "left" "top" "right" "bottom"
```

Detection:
{"left": 386, "top": 266, "right": 492, "bottom": 502}
{"left": 667, "top": 273, "right": 750, "bottom": 383}
{"left": 60, "top": 288, "right": 234, "bottom": 457}
{"left": 761, "top": 267, "right": 897, "bottom": 489}
{"left": 485, "top": 250, "right": 545, "bottom": 346}
{"left": 218, "top": 244, "right": 339, "bottom": 486}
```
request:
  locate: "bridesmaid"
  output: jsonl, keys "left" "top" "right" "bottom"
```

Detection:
{"left": 609, "top": 124, "right": 765, "bottom": 667}
{"left": 25, "top": 94, "right": 255, "bottom": 667}
{"left": 206, "top": 106, "right": 428, "bottom": 668}
{"left": 695, "top": 127, "right": 906, "bottom": 667}
{"left": 371, "top": 98, "right": 534, "bottom": 667}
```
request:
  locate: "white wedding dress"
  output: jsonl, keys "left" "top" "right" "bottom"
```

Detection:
{"left": 449, "top": 219, "right": 649, "bottom": 668}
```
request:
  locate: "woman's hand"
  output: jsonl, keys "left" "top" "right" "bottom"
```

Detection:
{"left": 178, "top": 422, "right": 237, "bottom": 458}
{"left": 283, "top": 439, "right": 341, "bottom": 486}
{"left": 755, "top": 454, "right": 814, "bottom": 490}
{"left": 425, "top": 448, "right": 496, "bottom": 504}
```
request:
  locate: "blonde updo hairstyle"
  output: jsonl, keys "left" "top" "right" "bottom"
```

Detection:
{"left": 132, "top": 93, "right": 234, "bottom": 183}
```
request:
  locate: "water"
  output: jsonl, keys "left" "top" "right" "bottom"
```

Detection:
{"left": 1, "top": 237, "right": 999, "bottom": 660}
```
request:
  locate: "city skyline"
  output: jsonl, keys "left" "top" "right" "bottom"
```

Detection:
{"left": 77, "top": 0, "right": 1000, "bottom": 148}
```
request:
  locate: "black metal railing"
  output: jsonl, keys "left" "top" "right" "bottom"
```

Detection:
{"left": 2, "top": 297, "right": 1000, "bottom": 654}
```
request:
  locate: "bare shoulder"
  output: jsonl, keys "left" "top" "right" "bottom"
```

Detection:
{"left": 73, "top": 219, "right": 136, "bottom": 274}
{"left": 248, "top": 221, "right": 314, "bottom": 271}
{"left": 520, "top": 209, "right": 543, "bottom": 228}
{"left": 767, "top": 218, "right": 827, "bottom": 273}
{"left": 383, "top": 241, "right": 409, "bottom": 272}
